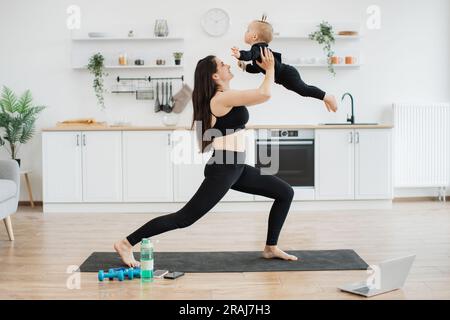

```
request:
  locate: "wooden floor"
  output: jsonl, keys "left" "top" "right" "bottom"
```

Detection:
{"left": 1, "top": 201, "right": 449, "bottom": 300}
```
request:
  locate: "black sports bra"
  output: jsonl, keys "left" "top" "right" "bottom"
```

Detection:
{"left": 210, "top": 105, "right": 249, "bottom": 136}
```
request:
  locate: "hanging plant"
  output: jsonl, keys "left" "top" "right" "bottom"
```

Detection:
{"left": 87, "top": 53, "right": 108, "bottom": 109}
{"left": 309, "top": 21, "right": 336, "bottom": 76}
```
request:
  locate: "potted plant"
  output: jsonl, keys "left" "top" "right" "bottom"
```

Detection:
{"left": 0, "top": 86, "right": 46, "bottom": 167}
{"left": 87, "top": 52, "right": 108, "bottom": 109}
{"left": 309, "top": 21, "right": 336, "bottom": 76}
{"left": 173, "top": 52, "right": 183, "bottom": 65}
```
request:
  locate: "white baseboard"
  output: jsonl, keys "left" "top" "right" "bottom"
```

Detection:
{"left": 43, "top": 199, "right": 393, "bottom": 214}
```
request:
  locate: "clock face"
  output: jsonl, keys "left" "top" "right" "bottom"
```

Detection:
{"left": 201, "top": 8, "right": 230, "bottom": 37}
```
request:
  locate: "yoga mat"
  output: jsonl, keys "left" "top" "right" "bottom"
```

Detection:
{"left": 79, "top": 250, "right": 368, "bottom": 273}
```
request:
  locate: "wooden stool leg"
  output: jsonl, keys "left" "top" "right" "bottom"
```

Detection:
{"left": 24, "top": 173, "right": 35, "bottom": 208}
{"left": 3, "top": 216, "right": 14, "bottom": 241}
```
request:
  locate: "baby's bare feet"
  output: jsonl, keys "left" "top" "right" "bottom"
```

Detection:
{"left": 262, "top": 246, "right": 298, "bottom": 261}
{"left": 114, "top": 239, "right": 140, "bottom": 268}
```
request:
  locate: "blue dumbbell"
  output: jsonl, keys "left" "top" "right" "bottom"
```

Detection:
{"left": 123, "top": 267, "right": 141, "bottom": 280}
{"left": 98, "top": 268, "right": 125, "bottom": 281}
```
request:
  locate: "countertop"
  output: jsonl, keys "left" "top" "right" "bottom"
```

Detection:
{"left": 42, "top": 124, "right": 393, "bottom": 131}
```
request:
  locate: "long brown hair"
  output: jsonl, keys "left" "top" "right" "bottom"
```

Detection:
{"left": 191, "top": 55, "right": 220, "bottom": 153}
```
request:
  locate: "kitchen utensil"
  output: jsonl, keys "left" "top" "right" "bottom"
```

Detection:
{"left": 165, "top": 82, "right": 172, "bottom": 112}
{"left": 154, "top": 82, "right": 161, "bottom": 112}
{"left": 169, "top": 81, "right": 173, "bottom": 109}
{"left": 161, "top": 80, "right": 165, "bottom": 107}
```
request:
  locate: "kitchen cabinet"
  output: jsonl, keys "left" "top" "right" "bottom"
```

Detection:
{"left": 315, "top": 129, "right": 392, "bottom": 200}
{"left": 42, "top": 132, "right": 83, "bottom": 202}
{"left": 42, "top": 131, "right": 122, "bottom": 202}
{"left": 122, "top": 131, "right": 173, "bottom": 202}
{"left": 81, "top": 132, "right": 122, "bottom": 202}
{"left": 173, "top": 130, "right": 256, "bottom": 202}
{"left": 354, "top": 129, "right": 392, "bottom": 199}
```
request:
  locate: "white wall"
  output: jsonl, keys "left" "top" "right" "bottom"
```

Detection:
{"left": 0, "top": 0, "right": 449, "bottom": 201}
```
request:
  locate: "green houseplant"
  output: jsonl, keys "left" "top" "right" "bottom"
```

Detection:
{"left": 173, "top": 52, "right": 183, "bottom": 65}
{"left": 309, "top": 21, "right": 336, "bottom": 75}
{"left": 87, "top": 52, "right": 108, "bottom": 109}
{"left": 0, "top": 86, "right": 46, "bottom": 166}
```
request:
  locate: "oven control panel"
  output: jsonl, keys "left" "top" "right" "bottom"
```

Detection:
{"left": 257, "top": 129, "right": 314, "bottom": 140}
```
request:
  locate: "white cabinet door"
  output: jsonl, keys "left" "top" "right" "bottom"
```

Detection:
{"left": 354, "top": 129, "right": 393, "bottom": 199}
{"left": 42, "top": 132, "right": 82, "bottom": 202}
{"left": 315, "top": 129, "right": 355, "bottom": 200}
{"left": 173, "top": 130, "right": 255, "bottom": 202}
{"left": 172, "top": 130, "right": 212, "bottom": 202}
{"left": 222, "top": 129, "right": 255, "bottom": 201}
{"left": 123, "top": 131, "right": 173, "bottom": 202}
{"left": 81, "top": 131, "right": 123, "bottom": 202}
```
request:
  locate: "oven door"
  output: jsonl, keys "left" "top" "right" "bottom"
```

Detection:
{"left": 255, "top": 139, "right": 314, "bottom": 187}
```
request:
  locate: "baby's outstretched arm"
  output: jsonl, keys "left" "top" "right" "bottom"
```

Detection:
{"left": 231, "top": 47, "right": 241, "bottom": 59}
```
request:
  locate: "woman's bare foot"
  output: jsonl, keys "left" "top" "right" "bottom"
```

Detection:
{"left": 114, "top": 239, "right": 140, "bottom": 268}
{"left": 324, "top": 94, "right": 338, "bottom": 112}
{"left": 262, "top": 245, "right": 298, "bottom": 261}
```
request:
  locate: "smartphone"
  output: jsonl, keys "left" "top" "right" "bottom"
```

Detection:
{"left": 153, "top": 270, "right": 169, "bottom": 279}
{"left": 164, "top": 271, "right": 185, "bottom": 279}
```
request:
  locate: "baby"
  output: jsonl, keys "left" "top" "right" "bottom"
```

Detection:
{"left": 231, "top": 16, "right": 338, "bottom": 112}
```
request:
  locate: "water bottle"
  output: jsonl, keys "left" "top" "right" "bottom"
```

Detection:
{"left": 140, "top": 238, "right": 154, "bottom": 282}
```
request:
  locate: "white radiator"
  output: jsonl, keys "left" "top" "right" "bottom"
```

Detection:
{"left": 393, "top": 103, "right": 450, "bottom": 194}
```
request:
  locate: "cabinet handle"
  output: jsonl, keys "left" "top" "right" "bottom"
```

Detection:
{"left": 349, "top": 132, "right": 353, "bottom": 143}
{"left": 355, "top": 132, "right": 359, "bottom": 144}
{"left": 76, "top": 134, "right": 79, "bottom": 146}
{"left": 82, "top": 134, "right": 86, "bottom": 146}
{"left": 167, "top": 133, "right": 171, "bottom": 146}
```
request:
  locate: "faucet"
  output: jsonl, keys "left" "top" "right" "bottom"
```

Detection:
{"left": 342, "top": 92, "right": 354, "bottom": 124}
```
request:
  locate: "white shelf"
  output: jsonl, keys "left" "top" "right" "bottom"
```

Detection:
{"left": 72, "top": 36, "right": 184, "bottom": 41}
{"left": 72, "top": 65, "right": 184, "bottom": 70}
{"left": 273, "top": 35, "right": 361, "bottom": 40}
{"left": 292, "top": 64, "right": 361, "bottom": 68}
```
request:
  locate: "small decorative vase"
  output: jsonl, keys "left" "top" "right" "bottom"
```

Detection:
{"left": 14, "top": 158, "right": 21, "bottom": 167}
{"left": 154, "top": 19, "right": 169, "bottom": 37}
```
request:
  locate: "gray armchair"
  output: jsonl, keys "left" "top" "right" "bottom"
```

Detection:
{"left": 0, "top": 159, "right": 20, "bottom": 240}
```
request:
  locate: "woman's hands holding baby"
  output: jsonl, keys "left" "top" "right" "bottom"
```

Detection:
{"left": 255, "top": 47, "right": 275, "bottom": 72}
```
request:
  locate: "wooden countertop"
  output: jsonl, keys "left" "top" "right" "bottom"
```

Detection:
{"left": 42, "top": 124, "right": 393, "bottom": 131}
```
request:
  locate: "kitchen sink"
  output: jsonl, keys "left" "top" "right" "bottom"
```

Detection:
{"left": 320, "top": 123, "right": 379, "bottom": 125}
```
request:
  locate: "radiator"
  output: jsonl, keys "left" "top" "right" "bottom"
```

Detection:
{"left": 393, "top": 103, "right": 450, "bottom": 193}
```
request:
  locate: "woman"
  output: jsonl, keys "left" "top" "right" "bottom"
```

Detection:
{"left": 114, "top": 47, "right": 298, "bottom": 267}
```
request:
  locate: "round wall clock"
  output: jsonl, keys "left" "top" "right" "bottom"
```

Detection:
{"left": 201, "top": 8, "right": 231, "bottom": 37}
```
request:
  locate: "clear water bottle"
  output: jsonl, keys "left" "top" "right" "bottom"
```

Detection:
{"left": 140, "top": 238, "right": 154, "bottom": 282}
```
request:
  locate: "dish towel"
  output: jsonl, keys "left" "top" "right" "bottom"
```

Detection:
{"left": 171, "top": 84, "right": 192, "bottom": 114}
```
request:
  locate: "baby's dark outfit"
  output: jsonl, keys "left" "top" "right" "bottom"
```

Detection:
{"left": 239, "top": 42, "right": 326, "bottom": 100}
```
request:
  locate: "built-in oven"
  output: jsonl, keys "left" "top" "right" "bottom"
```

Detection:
{"left": 255, "top": 129, "right": 314, "bottom": 187}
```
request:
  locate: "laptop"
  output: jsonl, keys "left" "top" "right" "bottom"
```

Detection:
{"left": 339, "top": 255, "right": 416, "bottom": 297}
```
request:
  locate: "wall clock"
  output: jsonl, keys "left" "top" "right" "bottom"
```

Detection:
{"left": 201, "top": 8, "right": 230, "bottom": 37}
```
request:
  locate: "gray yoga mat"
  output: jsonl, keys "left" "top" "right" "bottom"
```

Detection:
{"left": 79, "top": 250, "right": 368, "bottom": 273}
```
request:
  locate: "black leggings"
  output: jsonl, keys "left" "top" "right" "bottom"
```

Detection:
{"left": 276, "top": 65, "right": 326, "bottom": 100}
{"left": 126, "top": 149, "right": 295, "bottom": 246}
